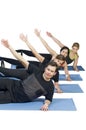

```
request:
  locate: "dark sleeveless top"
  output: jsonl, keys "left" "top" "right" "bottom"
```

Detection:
{"left": 66, "top": 49, "right": 78, "bottom": 64}
{"left": 66, "top": 55, "right": 74, "bottom": 64}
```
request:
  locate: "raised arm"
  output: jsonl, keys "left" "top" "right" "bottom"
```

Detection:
{"left": 34, "top": 29, "right": 57, "bottom": 57}
{"left": 46, "top": 32, "right": 65, "bottom": 48}
{"left": 1, "top": 39, "right": 29, "bottom": 69}
{"left": 19, "top": 33, "right": 44, "bottom": 63}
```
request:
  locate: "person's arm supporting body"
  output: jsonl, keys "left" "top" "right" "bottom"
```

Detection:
{"left": 40, "top": 99, "right": 51, "bottom": 111}
{"left": 63, "top": 62, "right": 72, "bottom": 81}
{"left": 54, "top": 81, "right": 62, "bottom": 93}
{"left": 73, "top": 57, "right": 79, "bottom": 71}
{"left": 19, "top": 33, "right": 45, "bottom": 63}
{"left": 34, "top": 29, "right": 57, "bottom": 57}
{"left": 46, "top": 32, "right": 65, "bottom": 48}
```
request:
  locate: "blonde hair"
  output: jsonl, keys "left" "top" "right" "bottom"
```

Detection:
{"left": 72, "top": 42, "right": 80, "bottom": 49}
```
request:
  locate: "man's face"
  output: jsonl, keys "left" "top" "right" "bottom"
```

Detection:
{"left": 44, "top": 65, "right": 56, "bottom": 80}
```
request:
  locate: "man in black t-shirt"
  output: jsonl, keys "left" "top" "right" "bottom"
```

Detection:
{"left": 0, "top": 39, "right": 58, "bottom": 111}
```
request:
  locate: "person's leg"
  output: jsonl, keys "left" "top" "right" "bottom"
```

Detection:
{"left": 16, "top": 50, "right": 52, "bottom": 60}
{"left": 0, "top": 91, "right": 12, "bottom": 104}
{"left": 0, "top": 78, "right": 29, "bottom": 103}
{"left": 0, "top": 56, "right": 22, "bottom": 65}
{"left": 0, "top": 51, "right": 52, "bottom": 69}
{"left": 16, "top": 49, "right": 35, "bottom": 57}
{"left": 1, "top": 60, "right": 5, "bottom": 67}
{"left": 0, "top": 78, "right": 14, "bottom": 103}
{"left": 16, "top": 50, "right": 52, "bottom": 68}
{"left": 0, "top": 67, "right": 29, "bottom": 80}
{"left": 0, "top": 56, "right": 40, "bottom": 68}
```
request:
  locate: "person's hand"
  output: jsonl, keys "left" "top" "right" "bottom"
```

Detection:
{"left": 54, "top": 82, "right": 63, "bottom": 93}
{"left": 55, "top": 87, "right": 63, "bottom": 93}
{"left": 66, "top": 75, "right": 72, "bottom": 81}
{"left": 34, "top": 29, "right": 41, "bottom": 37}
{"left": 1, "top": 39, "right": 10, "bottom": 48}
{"left": 74, "top": 68, "right": 79, "bottom": 72}
{"left": 19, "top": 33, "right": 28, "bottom": 43}
{"left": 46, "top": 32, "right": 52, "bottom": 37}
{"left": 40, "top": 104, "right": 48, "bottom": 111}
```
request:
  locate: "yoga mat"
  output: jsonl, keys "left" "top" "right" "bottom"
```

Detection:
{"left": 0, "top": 98, "right": 76, "bottom": 111}
{"left": 55, "top": 84, "right": 83, "bottom": 93}
{"left": 60, "top": 65, "right": 85, "bottom": 71}
{"left": 59, "top": 74, "right": 83, "bottom": 81}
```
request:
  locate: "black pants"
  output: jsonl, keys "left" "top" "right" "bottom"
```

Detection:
{"left": 0, "top": 78, "right": 30, "bottom": 104}
{"left": 0, "top": 56, "right": 41, "bottom": 69}
{"left": 0, "top": 67, "right": 29, "bottom": 80}
{"left": 0, "top": 78, "right": 15, "bottom": 103}
{"left": 0, "top": 50, "right": 51, "bottom": 68}
{"left": 16, "top": 49, "right": 51, "bottom": 59}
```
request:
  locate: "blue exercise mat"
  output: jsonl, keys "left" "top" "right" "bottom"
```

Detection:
{"left": 59, "top": 65, "right": 85, "bottom": 71}
{"left": 55, "top": 84, "right": 83, "bottom": 93}
{"left": 68, "top": 65, "right": 85, "bottom": 71}
{"left": 59, "top": 74, "right": 83, "bottom": 81}
{"left": 0, "top": 98, "right": 76, "bottom": 111}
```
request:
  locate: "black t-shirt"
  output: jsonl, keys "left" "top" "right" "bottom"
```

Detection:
{"left": 27, "top": 63, "right": 54, "bottom": 102}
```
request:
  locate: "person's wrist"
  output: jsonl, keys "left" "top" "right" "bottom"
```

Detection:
{"left": 44, "top": 103, "right": 48, "bottom": 107}
{"left": 66, "top": 74, "right": 69, "bottom": 78}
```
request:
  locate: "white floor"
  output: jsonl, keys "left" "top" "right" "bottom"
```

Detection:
{"left": 0, "top": 67, "right": 86, "bottom": 130}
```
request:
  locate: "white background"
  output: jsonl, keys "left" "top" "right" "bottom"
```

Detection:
{"left": 0, "top": 0, "right": 86, "bottom": 130}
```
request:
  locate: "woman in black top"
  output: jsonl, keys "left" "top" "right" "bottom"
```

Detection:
{"left": 46, "top": 31, "right": 80, "bottom": 71}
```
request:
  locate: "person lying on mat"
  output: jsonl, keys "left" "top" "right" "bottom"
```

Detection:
{"left": 0, "top": 55, "right": 64, "bottom": 93}
{"left": 0, "top": 39, "right": 58, "bottom": 111}
{"left": 0, "top": 56, "right": 40, "bottom": 69}
{"left": 19, "top": 33, "right": 66, "bottom": 93}
{"left": 46, "top": 31, "right": 80, "bottom": 71}
{"left": 34, "top": 29, "right": 72, "bottom": 80}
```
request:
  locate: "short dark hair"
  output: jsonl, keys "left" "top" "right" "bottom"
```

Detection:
{"left": 45, "top": 61, "right": 58, "bottom": 72}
